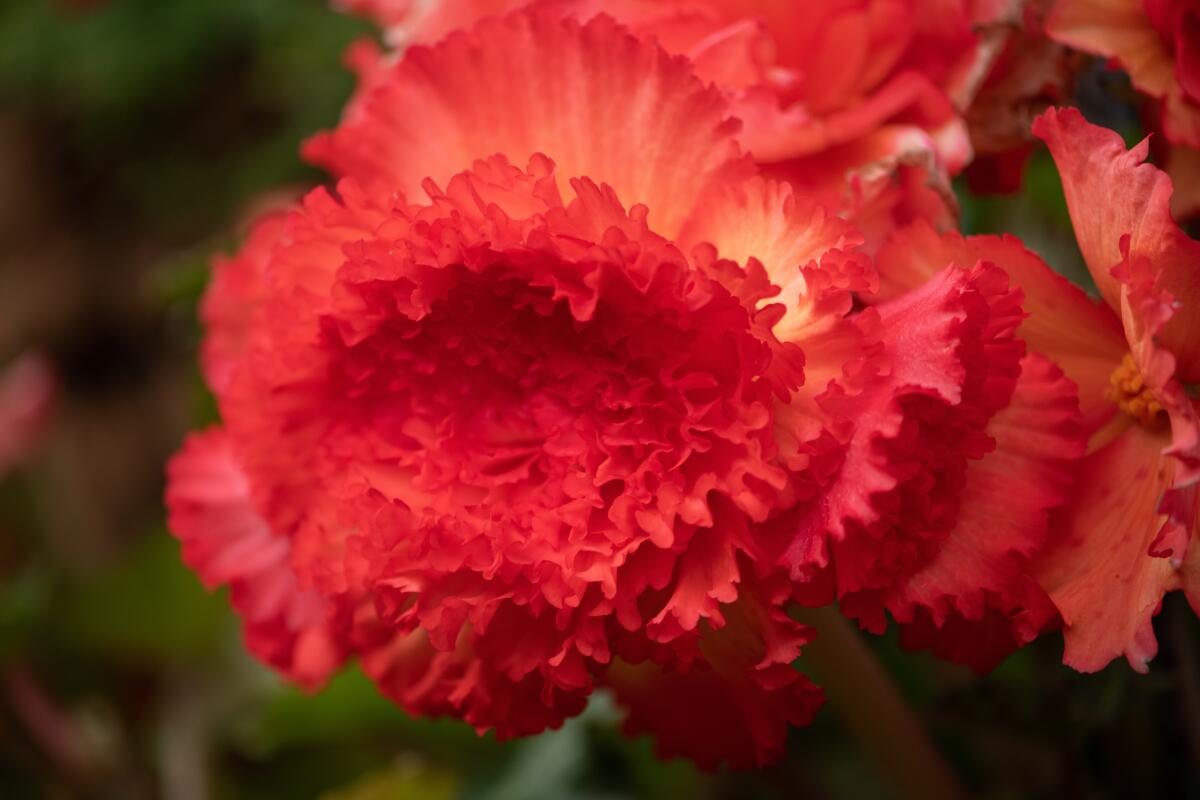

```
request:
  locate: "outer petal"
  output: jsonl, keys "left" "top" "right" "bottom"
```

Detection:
{"left": 1033, "top": 107, "right": 1200, "bottom": 380}
{"left": 783, "top": 263, "right": 1026, "bottom": 606}
{"left": 873, "top": 221, "right": 1127, "bottom": 432}
{"left": 606, "top": 582, "right": 823, "bottom": 771}
{"left": 1032, "top": 425, "right": 1180, "bottom": 672}
{"left": 200, "top": 213, "right": 285, "bottom": 394}
{"left": 357, "top": 608, "right": 591, "bottom": 739}
{"left": 165, "top": 428, "right": 346, "bottom": 688}
{"left": 735, "top": 69, "right": 970, "bottom": 162}
{"left": 305, "top": 10, "right": 746, "bottom": 239}
{"left": 891, "top": 353, "right": 1084, "bottom": 673}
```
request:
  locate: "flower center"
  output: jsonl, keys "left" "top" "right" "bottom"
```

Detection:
{"left": 1108, "top": 354, "right": 1168, "bottom": 428}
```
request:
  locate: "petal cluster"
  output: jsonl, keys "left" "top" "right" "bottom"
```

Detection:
{"left": 332, "top": 0, "right": 1042, "bottom": 245}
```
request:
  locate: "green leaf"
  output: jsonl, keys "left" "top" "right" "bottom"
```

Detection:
{"left": 53, "top": 528, "right": 232, "bottom": 663}
{"left": 244, "top": 668, "right": 498, "bottom": 761}
{"left": 320, "top": 763, "right": 458, "bottom": 800}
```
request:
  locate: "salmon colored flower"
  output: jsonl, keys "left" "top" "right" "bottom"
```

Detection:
{"left": 869, "top": 109, "right": 1199, "bottom": 673}
{"left": 321, "top": 0, "right": 1023, "bottom": 246}
{"left": 1046, "top": 0, "right": 1200, "bottom": 216}
{"left": 1023, "top": 107, "right": 1200, "bottom": 673}
{"left": 874, "top": 107, "right": 1200, "bottom": 673}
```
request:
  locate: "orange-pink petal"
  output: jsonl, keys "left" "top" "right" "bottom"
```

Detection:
{"left": 305, "top": 11, "right": 747, "bottom": 239}
{"left": 1032, "top": 425, "right": 1181, "bottom": 672}
{"left": 1033, "top": 107, "right": 1200, "bottom": 380}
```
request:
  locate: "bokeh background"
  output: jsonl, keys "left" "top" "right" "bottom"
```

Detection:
{"left": 1, "top": 1, "right": 1198, "bottom": 798}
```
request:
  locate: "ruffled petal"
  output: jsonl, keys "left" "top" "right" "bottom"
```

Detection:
{"left": 784, "top": 263, "right": 1026, "bottom": 617}
{"left": 891, "top": 353, "right": 1083, "bottom": 673}
{"left": 874, "top": 220, "right": 1127, "bottom": 432}
{"left": 200, "top": 212, "right": 285, "bottom": 394}
{"left": 1033, "top": 107, "right": 1200, "bottom": 380}
{"left": 735, "top": 67, "right": 970, "bottom": 162}
{"left": 1032, "top": 425, "right": 1183, "bottom": 672}
{"left": 356, "top": 606, "right": 592, "bottom": 738}
{"left": 676, "top": 176, "right": 875, "bottom": 337}
{"left": 606, "top": 580, "right": 823, "bottom": 771}
{"left": 164, "top": 428, "right": 346, "bottom": 688}
{"left": 305, "top": 10, "right": 746, "bottom": 239}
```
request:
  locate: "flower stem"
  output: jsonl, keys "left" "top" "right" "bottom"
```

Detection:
{"left": 794, "top": 605, "right": 965, "bottom": 800}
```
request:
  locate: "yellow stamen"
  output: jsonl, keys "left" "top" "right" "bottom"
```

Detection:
{"left": 1108, "top": 354, "right": 1167, "bottom": 428}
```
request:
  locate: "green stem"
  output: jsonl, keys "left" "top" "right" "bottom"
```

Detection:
{"left": 794, "top": 605, "right": 965, "bottom": 800}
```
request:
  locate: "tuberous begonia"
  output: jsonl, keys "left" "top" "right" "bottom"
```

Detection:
{"left": 169, "top": 11, "right": 835, "bottom": 768}
{"left": 165, "top": 6, "right": 1089, "bottom": 768}
{"left": 1025, "top": 107, "right": 1200, "bottom": 673}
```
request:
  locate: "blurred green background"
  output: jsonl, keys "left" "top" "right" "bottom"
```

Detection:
{"left": 1, "top": 1, "right": 1198, "bottom": 798}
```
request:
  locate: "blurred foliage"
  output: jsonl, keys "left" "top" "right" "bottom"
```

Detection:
{"left": 1, "top": 1, "right": 1199, "bottom": 799}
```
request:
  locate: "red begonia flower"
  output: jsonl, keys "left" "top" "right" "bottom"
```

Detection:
{"left": 167, "top": 4, "right": 1074, "bottom": 762}
{"left": 169, "top": 10, "right": 899, "bottom": 768}
{"left": 1046, "top": 0, "right": 1200, "bottom": 216}
{"left": 1012, "top": 107, "right": 1200, "bottom": 673}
